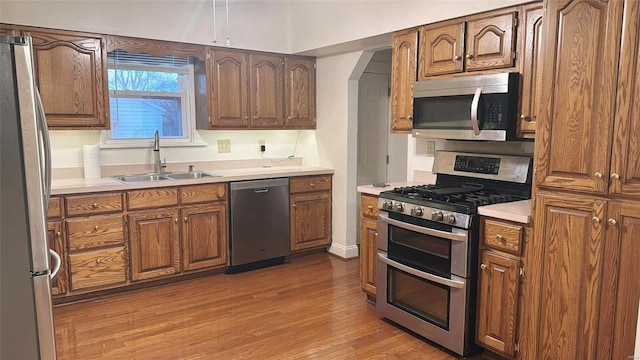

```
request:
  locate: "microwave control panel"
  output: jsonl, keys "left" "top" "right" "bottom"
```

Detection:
{"left": 482, "top": 94, "right": 507, "bottom": 129}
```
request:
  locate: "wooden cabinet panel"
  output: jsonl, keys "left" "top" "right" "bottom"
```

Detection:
{"left": 127, "top": 187, "right": 178, "bottom": 210}
{"left": 66, "top": 215, "right": 125, "bottom": 251}
{"left": 483, "top": 219, "right": 522, "bottom": 255}
{"left": 360, "top": 217, "right": 377, "bottom": 297}
{"left": 47, "top": 197, "right": 63, "bottom": 219}
{"left": 129, "top": 209, "right": 181, "bottom": 281}
{"left": 518, "top": 4, "right": 544, "bottom": 138}
{"left": 476, "top": 250, "right": 520, "bottom": 357}
{"left": 68, "top": 247, "right": 126, "bottom": 291}
{"left": 65, "top": 192, "right": 123, "bottom": 216}
{"left": 284, "top": 57, "right": 316, "bottom": 128}
{"left": 180, "top": 183, "right": 226, "bottom": 205}
{"left": 290, "top": 192, "right": 332, "bottom": 251}
{"left": 390, "top": 29, "right": 417, "bottom": 133}
{"left": 209, "top": 49, "right": 249, "bottom": 128}
{"left": 290, "top": 175, "right": 332, "bottom": 193}
{"left": 535, "top": 0, "right": 623, "bottom": 194}
{"left": 360, "top": 194, "right": 378, "bottom": 219}
{"left": 0, "top": 25, "right": 19, "bottom": 36}
{"left": 21, "top": 28, "right": 108, "bottom": 129}
{"left": 465, "top": 11, "right": 516, "bottom": 71}
{"left": 181, "top": 204, "right": 228, "bottom": 271}
{"left": 48, "top": 221, "right": 67, "bottom": 295}
{"left": 249, "top": 54, "right": 284, "bottom": 127}
{"left": 418, "top": 22, "right": 465, "bottom": 77}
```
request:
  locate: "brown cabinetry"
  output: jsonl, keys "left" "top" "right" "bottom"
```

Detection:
{"left": 517, "top": 3, "right": 543, "bottom": 138}
{"left": 7, "top": 26, "right": 109, "bottom": 129}
{"left": 359, "top": 194, "right": 378, "bottom": 300}
{"left": 285, "top": 57, "right": 316, "bottom": 128}
{"left": 476, "top": 217, "right": 523, "bottom": 358}
{"left": 418, "top": 10, "right": 517, "bottom": 78}
{"left": 289, "top": 175, "right": 332, "bottom": 252}
{"left": 390, "top": 29, "right": 418, "bottom": 133}
{"left": 47, "top": 197, "right": 67, "bottom": 295}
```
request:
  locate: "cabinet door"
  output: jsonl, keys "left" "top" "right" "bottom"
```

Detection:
{"left": 290, "top": 192, "right": 332, "bottom": 251}
{"left": 476, "top": 250, "right": 520, "bottom": 357}
{"left": 0, "top": 25, "right": 19, "bottom": 36}
{"left": 465, "top": 11, "right": 516, "bottom": 71}
{"left": 610, "top": 0, "right": 640, "bottom": 198}
{"left": 418, "top": 22, "right": 464, "bottom": 78}
{"left": 68, "top": 247, "right": 126, "bottom": 291}
{"left": 518, "top": 4, "right": 544, "bottom": 138}
{"left": 284, "top": 57, "right": 316, "bottom": 128}
{"left": 360, "top": 217, "right": 377, "bottom": 297}
{"left": 23, "top": 28, "right": 108, "bottom": 129}
{"left": 129, "top": 209, "right": 181, "bottom": 281}
{"left": 210, "top": 49, "right": 249, "bottom": 128}
{"left": 390, "top": 29, "right": 417, "bottom": 133}
{"left": 181, "top": 204, "right": 228, "bottom": 271}
{"left": 47, "top": 221, "right": 68, "bottom": 295}
{"left": 535, "top": 0, "right": 623, "bottom": 194}
{"left": 532, "top": 193, "right": 615, "bottom": 360}
{"left": 250, "top": 54, "right": 284, "bottom": 128}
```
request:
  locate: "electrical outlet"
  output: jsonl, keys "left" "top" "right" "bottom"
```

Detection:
{"left": 426, "top": 141, "right": 436, "bottom": 156}
{"left": 217, "top": 139, "right": 231, "bottom": 153}
{"left": 258, "top": 139, "right": 266, "bottom": 151}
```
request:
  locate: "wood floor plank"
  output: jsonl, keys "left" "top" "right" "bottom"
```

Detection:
{"left": 54, "top": 253, "right": 458, "bottom": 359}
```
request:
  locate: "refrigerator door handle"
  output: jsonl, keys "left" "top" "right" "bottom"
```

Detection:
{"left": 49, "top": 249, "right": 61, "bottom": 280}
{"left": 34, "top": 89, "right": 51, "bottom": 208}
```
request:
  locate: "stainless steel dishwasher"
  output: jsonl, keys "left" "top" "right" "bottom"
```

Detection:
{"left": 228, "top": 178, "right": 290, "bottom": 273}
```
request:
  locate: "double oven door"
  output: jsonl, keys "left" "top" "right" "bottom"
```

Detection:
{"left": 376, "top": 210, "right": 479, "bottom": 357}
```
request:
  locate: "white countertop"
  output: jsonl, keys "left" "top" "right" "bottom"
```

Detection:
{"left": 478, "top": 200, "right": 532, "bottom": 224}
{"left": 51, "top": 166, "right": 334, "bottom": 195}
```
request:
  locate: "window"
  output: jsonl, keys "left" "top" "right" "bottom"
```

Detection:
{"left": 102, "top": 50, "right": 200, "bottom": 147}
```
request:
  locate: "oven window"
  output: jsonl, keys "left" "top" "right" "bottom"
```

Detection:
{"left": 388, "top": 224, "right": 451, "bottom": 276}
{"left": 388, "top": 267, "right": 450, "bottom": 330}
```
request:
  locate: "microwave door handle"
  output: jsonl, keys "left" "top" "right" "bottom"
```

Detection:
{"left": 378, "top": 252, "right": 465, "bottom": 289}
{"left": 470, "top": 87, "right": 482, "bottom": 136}
{"left": 378, "top": 213, "right": 467, "bottom": 242}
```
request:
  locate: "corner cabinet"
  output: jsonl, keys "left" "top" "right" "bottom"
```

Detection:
{"left": 289, "top": 175, "right": 332, "bottom": 252}
{"left": 18, "top": 26, "right": 109, "bottom": 129}
{"left": 390, "top": 29, "right": 417, "bottom": 133}
{"left": 359, "top": 194, "right": 378, "bottom": 301}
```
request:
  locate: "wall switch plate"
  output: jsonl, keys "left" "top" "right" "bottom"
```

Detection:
{"left": 426, "top": 141, "right": 435, "bottom": 156}
{"left": 218, "top": 139, "right": 231, "bottom": 153}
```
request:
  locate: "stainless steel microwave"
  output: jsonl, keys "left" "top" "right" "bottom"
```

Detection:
{"left": 412, "top": 72, "right": 520, "bottom": 141}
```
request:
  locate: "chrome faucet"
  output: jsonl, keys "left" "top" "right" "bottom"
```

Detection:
{"left": 153, "top": 130, "right": 166, "bottom": 174}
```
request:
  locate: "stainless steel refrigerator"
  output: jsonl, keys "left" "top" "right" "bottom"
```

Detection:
{"left": 1, "top": 35, "right": 60, "bottom": 360}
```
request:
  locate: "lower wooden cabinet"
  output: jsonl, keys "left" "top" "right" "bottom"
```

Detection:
{"left": 47, "top": 220, "right": 67, "bottom": 295}
{"left": 289, "top": 175, "right": 332, "bottom": 252}
{"left": 68, "top": 247, "right": 126, "bottom": 291}
{"left": 129, "top": 209, "right": 181, "bottom": 281}
{"left": 181, "top": 204, "right": 228, "bottom": 271}
{"left": 359, "top": 194, "right": 379, "bottom": 299}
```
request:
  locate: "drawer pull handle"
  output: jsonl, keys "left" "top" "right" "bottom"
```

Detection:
{"left": 607, "top": 218, "right": 617, "bottom": 225}
{"left": 367, "top": 205, "right": 373, "bottom": 210}
{"left": 94, "top": 225, "right": 99, "bottom": 231}
{"left": 92, "top": 203, "right": 98, "bottom": 209}
{"left": 592, "top": 216, "right": 601, "bottom": 224}
{"left": 495, "top": 234, "right": 504, "bottom": 241}
{"left": 480, "top": 263, "right": 487, "bottom": 270}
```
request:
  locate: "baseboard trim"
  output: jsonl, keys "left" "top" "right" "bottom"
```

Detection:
{"left": 328, "top": 243, "right": 359, "bottom": 259}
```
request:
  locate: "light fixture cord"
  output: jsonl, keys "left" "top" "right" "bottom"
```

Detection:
{"left": 212, "top": 0, "right": 217, "bottom": 43}
{"left": 225, "top": 0, "right": 230, "bottom": 46}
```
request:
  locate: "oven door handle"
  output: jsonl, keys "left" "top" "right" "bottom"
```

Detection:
{"left": 378, "top": 252, "right": 465, "bottom": 289}
{"left": 470, "top": 87, "right": 482, "bottom": 136}
{"left": 378, "top": 214, "right": 467, "bottom": 242}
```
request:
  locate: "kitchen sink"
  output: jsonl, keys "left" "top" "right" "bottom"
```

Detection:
{"left": 114, "top": 171, "right": 219, "bottom": 183}
{"left": 166, "top": 171, "right": 218, "bottom": 180}
{"left": 114, "top": 174, "right": 172, "bottom": 182}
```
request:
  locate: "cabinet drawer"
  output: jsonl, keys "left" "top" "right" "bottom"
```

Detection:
{"left": 47, "top": 197, "right": 63, "bottom": 219}
{"left": 180, "top": 183, "right": 227, "bottom": 205}
{"left": 290, "top": 175, "right": 332, "bottom": 193}
{"left": 361, "top": 194, "right": 379, "bottom": 219}
{"left": 127, "top": 187, "right": 178, "bottom": 210}
{"left": 69, "top": 247, "right": 126, "bottom": 291}
{"left": 66, "top": 215, "right": 125, "bottom": 251}
{"left": 483, "top": 219, "right": 523, "bottom": 254}
{"left": 65, "top": 193, "right": 123, "bottom": 216}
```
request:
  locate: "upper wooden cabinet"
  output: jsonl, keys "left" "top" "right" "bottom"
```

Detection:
{"left": 418, "top": 10, "right": 517, "bottom": 78}
{"left": 390, "top": 29, "right": 417, "bottom": 133}
{"left": 19, "top": 27, "right": 109, "bottom": 129}
{"left": 285, "top": 57, "right": 316, "bottom": 128}
{"left": 206, "top": 49, "right": 249, "bottom": 128}
{"left": 250, "top": 54, "right": 285, "bottom": 127}
{"left": 535, "top": 0, "right": 624, "bottom": 195}
{"left": 517, "top": 3, "right": 544, "bottom": 138}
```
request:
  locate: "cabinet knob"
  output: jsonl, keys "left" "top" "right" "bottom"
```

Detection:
{"left": 607, "top": 218, "right": 617, "bottom": 225}
{"left": 95, "top": 258, "right": 101, "bottom": 264}
{"left": 520, "top": 114, "right": 532, "bottom": 122}
{"left": 292, "top": 204, "right": 297, "bottom": 208}
{"left": 310, "top": 182, "right": 315, "bottom": 187}
{"left": 592, "top": 216, "right": 601, "bottom": 224}
{"left": 56, "top": 231, "right": 61, "bottom": 237}
{"left": 92, "top": 203, "right": 98, "bottom": 209}
{"left": 465, "top": 54, "right": 474, "bottom": 60}
{"left": 367, "top": 205, "right": 373, "bottom": 210}
{"left": 94, "top": 225, "right": 99, "bottom": 231}
{"left": 252, "top": 115, "right": 258, "bottom": 120}
{"left": 374, "top": 232, "right": 378, "bottom": 237}
{"left": 407, "top": 115, "right": 413, "bottom": 121}
{"left": 288, "top": 116, "right": 292, "bottom": 120}
{"left": 480, "top": 263, "right": 487, "bottom": 270}
{"left": 594, "top": 172, "right": 603, "bottom": 179}
{"left": 244, "top": 115, "right": 248, "bottom": 120}
{"left": 453, "top": 55, "right": 462, "bottom": 61}
{"left": 184, "top": 217, "right": 188, "bottom": 223}
{"left": 610, "top": 173, "right": 620, "bottom": 180}
{"left": 495, "top": 234, "right": 504, "bottom": 241}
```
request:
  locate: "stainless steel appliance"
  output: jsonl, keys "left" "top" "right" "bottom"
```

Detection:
{"left": 412, "top": 72, "right": 520, "bottom": 141}
{"left": 228, "top": 178, "right": 290, "bottom": 273}
{"left": 376, "top": 150, "right": 532, "bottom": 357}
{"left": 1, "top": 35, "right": 60, "bottom": 359}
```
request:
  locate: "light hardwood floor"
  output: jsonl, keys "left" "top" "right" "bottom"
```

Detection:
{"left": 53, "top": 253, "right": 458, "bottom": 359}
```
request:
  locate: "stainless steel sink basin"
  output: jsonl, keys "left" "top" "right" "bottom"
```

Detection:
{"left": 114, "top": 174, "right": 172, "bottom": 183}
{"left": 166, "top": 171, "right": 217, "bottom": 180}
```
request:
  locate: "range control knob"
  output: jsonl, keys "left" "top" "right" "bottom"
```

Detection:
{"left": 411, "top": 207, "right": 424, "bottom": 217}
{"left": 395, "top": 203, "right": 405, "bottom": 212}
{"left": 445, "top": 214, "right": 456, "bottom": 224}
{"left": 383, "top": 201, "right": 393, "bottom": 210}
{"left": 431, "top": 211, "right": 444, "bottom": 221}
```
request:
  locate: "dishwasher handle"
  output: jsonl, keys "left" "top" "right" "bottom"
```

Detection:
{"left": 254, "top": 188, "right": 269, "bottom": 193}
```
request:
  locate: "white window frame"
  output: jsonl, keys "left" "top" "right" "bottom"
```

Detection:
{"left": 101, "top": 62, "right": 204, "bottom": 148}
